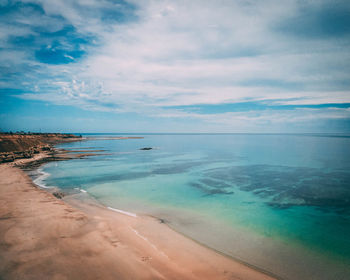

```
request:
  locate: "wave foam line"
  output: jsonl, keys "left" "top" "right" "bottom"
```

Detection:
{"left": 107, "top": 206, "right": 137, "bottom": 217}
{"left": 74, "top": 187, "right": 87, "bottom": 193}
{"left": 33, "top": 168, "right": 53, "bottom": 189}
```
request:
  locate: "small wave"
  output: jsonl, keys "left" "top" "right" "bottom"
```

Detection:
{"left": 107, "top": 206, "right": 137, "bottom": 217}
{"left": 74, "top": 187, "right": 87, "bottom": 193}
{"left": 33, "top": 168, "right": 54, "bottom": 189}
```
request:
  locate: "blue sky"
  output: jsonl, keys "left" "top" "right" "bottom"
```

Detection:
{"left": 0, "top": 0, "right": 350, "bottom": 133}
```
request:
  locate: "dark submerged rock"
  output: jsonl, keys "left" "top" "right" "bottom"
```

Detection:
{"left": 52, "top": 191, "right": 65, "bottom": 199}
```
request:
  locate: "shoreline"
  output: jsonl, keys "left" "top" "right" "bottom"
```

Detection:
{"left": 0, "top": 151, "right": 276, "bottom": 280}
{"left": 4, "top": 138, "right": 350, "bottom": 280}
{"left": 27, "top": 151, "right": 279, "bottom": 279}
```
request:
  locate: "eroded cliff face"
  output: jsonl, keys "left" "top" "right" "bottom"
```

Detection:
{"left": 0, "top": 133, "right": 81, "bottom": 163}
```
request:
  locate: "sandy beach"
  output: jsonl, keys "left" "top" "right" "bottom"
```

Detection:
{"left": 0, "top": 154, "right": 276, "bottom": 280}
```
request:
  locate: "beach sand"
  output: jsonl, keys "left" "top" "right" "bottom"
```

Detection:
{"left": 0, "top": 159, "right": 276, "bottom": 280}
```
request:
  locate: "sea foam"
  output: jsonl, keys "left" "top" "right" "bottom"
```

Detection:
{"left": 33, "top": 168, "right": 53, "bottom": 189}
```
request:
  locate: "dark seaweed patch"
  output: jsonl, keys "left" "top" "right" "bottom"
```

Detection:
{"left": 199, "top": 178, "right": 232, "bottom": 189}
{"left": 152, "top": 161, "right": 205, "bottom": 175}
{"left": 203, "top": 165, "right": 350, "bottom": 213}
{"left": 190, "top": 182, "right": 234, "bottom": 196}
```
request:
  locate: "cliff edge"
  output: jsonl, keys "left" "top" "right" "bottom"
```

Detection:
{"left": 0, "top": 133, "right": 82, "bottom": 163}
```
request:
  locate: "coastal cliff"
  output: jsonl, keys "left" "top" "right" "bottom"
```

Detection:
{"left": 0, "top": 133, "right": 82, "bottom": 163}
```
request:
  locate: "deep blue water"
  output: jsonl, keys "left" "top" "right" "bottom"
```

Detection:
{"left": 40, "top": 134, "right": 350, "bottom": 279}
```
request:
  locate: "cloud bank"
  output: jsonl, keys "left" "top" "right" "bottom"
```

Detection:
{"left": 1, "top": 0, "right": 350, "bottom": 132}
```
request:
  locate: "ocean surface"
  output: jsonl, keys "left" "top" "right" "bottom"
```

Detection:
{"left": 36, "top": 134, "right": 350, "bottom": 279}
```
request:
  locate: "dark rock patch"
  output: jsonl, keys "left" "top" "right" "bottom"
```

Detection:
{"left": 52, "top": 191, "right": 65, "bottom": 199}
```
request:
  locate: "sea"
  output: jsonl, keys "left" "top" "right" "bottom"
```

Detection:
{"left": 33, "top": 133, "right": 350, "bottom": 280}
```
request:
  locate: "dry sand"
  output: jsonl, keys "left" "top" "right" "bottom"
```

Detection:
{"left": 0, "top": 160, "right": 276, "bottom": 280}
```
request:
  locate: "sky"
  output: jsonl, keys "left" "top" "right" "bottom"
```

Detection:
{"left": 0, "top": 0, "right": 350, "bottom": 133}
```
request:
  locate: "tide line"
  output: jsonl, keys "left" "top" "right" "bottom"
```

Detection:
{"left": 130, "top": 227, "right": 169, "bottom": 259}
{"left": 107, "top": 206, "right": 137, "bottom": 218}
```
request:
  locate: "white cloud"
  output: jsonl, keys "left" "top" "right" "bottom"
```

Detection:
{"left": 50, "top": 0, "right": 347, "bottom": 109}
{"left": 2, "top": 0, "right": 350, "bottom": 131}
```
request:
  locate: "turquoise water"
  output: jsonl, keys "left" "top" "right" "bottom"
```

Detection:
{"left": 41, "top": 134, "right": 350, "bottom": 279}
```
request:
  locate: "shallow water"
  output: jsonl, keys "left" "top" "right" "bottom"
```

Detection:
{"left": 40, "top": 134, "right": 350, "bottom": 279}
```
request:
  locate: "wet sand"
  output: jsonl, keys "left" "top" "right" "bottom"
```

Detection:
{"left": 0, "top": 155, "right": 276, "bottom": 280}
